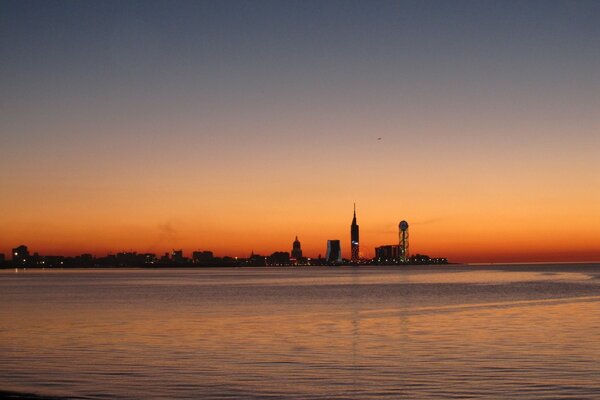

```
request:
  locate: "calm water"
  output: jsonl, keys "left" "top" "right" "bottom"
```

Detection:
{"left": 2, "top": 264, "right": 600, "bottom": 399}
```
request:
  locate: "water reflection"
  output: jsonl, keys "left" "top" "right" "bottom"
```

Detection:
{"left": 0, "top": 264, "right": 600, "bottom": 399}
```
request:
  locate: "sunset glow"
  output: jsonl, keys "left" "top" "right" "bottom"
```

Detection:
{"left": 1, "top": 1, "right": 599, "bottom": 262}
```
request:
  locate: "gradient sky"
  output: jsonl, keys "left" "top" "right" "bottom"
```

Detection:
{"left": 1, "top": 0, "right": 599, "bottom": 262}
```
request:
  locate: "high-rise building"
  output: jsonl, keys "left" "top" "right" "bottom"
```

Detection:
{"left": 350, "top": 204, "right": 359, "bottom": 262}
{"left": 326, "top": 240, "right": 342, "bottom": 263}
{"left": 291, "top": 236, "right": 303, "bottom": 259}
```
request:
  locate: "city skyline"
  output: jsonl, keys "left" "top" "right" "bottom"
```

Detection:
{"left": 1, "top": 197, "right": 598, "bottom": 262}
{"left": 3, "top": 205, "right": 444, "bottom": 263}
{"left": 1, "top": 1, "right": 599, "bottom": 263}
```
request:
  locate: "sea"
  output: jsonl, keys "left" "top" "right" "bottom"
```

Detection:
{"left": 1, "top": 264, "right": 600, "bottom": 399}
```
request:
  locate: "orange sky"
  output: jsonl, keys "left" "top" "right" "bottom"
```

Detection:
{"left": 1, "top": 1, "right": 599, "bottom": 263}
{"left": 1, "top": 110, "right": 599, "bottom": 262}
{"left": 1, "top": 157, "right": 599, "bottom": 262}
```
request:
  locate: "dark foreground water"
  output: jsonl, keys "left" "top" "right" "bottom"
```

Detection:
{"left": 1, "top": 264, "right": 600, "bottom": 399}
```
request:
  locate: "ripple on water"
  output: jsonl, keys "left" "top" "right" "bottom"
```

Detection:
{"left": 1, "top": 265, "right": 600, "bottom": 399}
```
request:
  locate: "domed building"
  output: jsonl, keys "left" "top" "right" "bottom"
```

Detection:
{"left": 291, "top": 236, "right": 303, "bottom": 260}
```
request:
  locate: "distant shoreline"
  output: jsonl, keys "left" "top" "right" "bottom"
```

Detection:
{"left": 1, "top": 263, "right": 460, "bottom": 270}
{"left": 3, "top": 262, "right": 600, "bottom": 271}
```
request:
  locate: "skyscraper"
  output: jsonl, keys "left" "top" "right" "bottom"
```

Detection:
{"left": 291, "top": 236, "right": 303, "bottom": 259}
{"left": 326, "top": 240, "right": 342, "bottom": 263}
{"left": 350, "top": 204, "right": 359, "bottom": 262}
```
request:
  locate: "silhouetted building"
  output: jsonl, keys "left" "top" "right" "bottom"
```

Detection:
{"left": 326, "top": 240, "right": 342, "bottom": 263}
{"left": 39, "top": 256, "right": 65, "bottom": 267}
{"left": 116, "top": 252, "right": 142, "bottom": 266}
{"left": 291, "top": 236, "right": 303, "bottom": 260}
{"left": 30, "top": 252, "right": 42, "bottom": 265}
{"left": 142, "top": 253, "right": 157, "bottom": 265}
{"left": 248, "top": 251, "right": 267, "bottom": 266}
{"left": 171, "top": 249, "right": 184, "bottom": 264}
{"left": 192, "top": 251, "right": 214, "bottom": 264}
{"left": 12, "top": 245, "right": 29, "bottom": 265}
{"left": 268, "top": 252, "right": 290, "bottom": 266}
{"left": 160, "top": 252, "right": 170, "bottom": 264}
{"left": 0, "top": 253, "right": 5, "bottom": 266}
{"left": 97, "top": 254, "right": 117, "bottom": 267}
{"left": 75, "top": 253, "right": 94, "bottom": 267}
{"left": 350, "top": 204, "right": 359, "bottom": 262}
{"left": 375, "top": 245, "right": 400, "bottom": 262}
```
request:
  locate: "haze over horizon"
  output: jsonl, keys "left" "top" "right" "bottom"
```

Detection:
{"left": 1, "top": 0, "right": 599, "bottom": 263}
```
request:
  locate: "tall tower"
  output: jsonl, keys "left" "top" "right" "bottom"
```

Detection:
{"left": 399, "top": 220, "right": 409, "bottom": 263}
{"left": 351, "top": 203, "right": 359, "bottom": 262}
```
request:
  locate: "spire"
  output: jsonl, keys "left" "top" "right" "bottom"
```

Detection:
{"left": 350, "top": 203, "right": 360, "bottom": 262}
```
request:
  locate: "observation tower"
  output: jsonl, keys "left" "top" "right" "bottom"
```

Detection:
{"left": 399, "top": 220, "right": 409, "bottom": 263}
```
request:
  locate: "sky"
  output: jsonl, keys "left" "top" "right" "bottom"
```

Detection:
{"left": 1, "top": 0, "right": 599, "bottom": 262}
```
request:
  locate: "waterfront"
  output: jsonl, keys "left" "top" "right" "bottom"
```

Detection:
{"left": 2, "top": 264, "right": 600, "bottom": 399}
